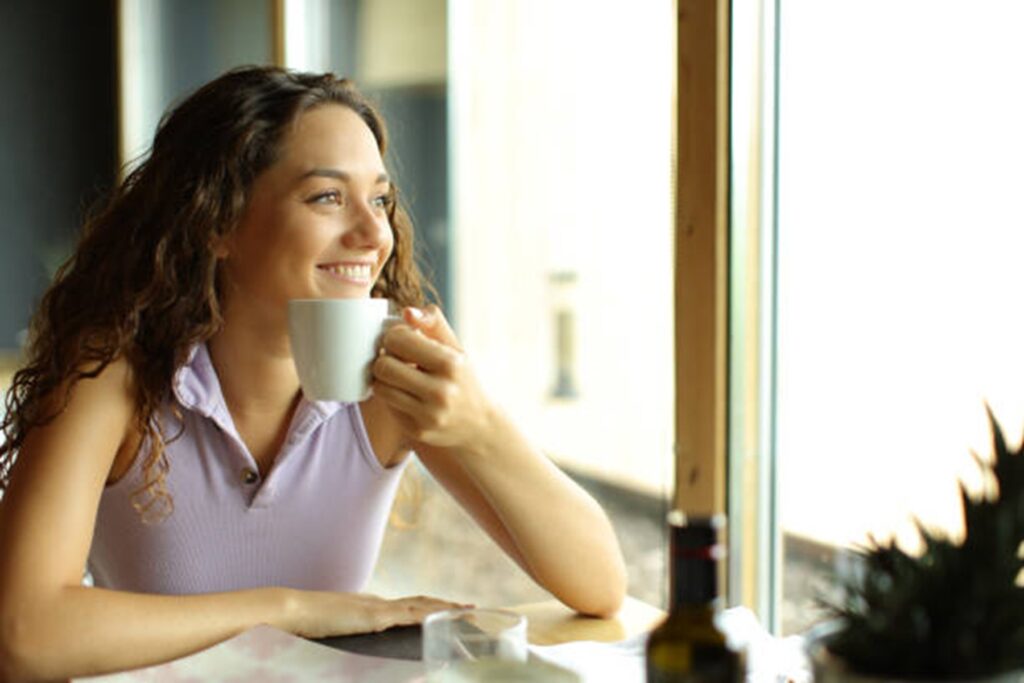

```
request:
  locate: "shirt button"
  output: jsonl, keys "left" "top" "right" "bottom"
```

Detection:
{"left": 241, "top": 468, "right": 259, "bottom": 485}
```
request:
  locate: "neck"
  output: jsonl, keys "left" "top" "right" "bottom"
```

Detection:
{"left": 206, "top": 307, "right": 301, "bottom": 420}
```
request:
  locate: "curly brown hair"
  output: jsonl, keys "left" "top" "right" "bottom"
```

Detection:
{"left": 0, "top": 66, "right": 432, "bottom": 520}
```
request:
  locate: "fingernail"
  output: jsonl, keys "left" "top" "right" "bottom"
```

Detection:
{"left": 407, "top": 307, "right": 425, "bottom": 321}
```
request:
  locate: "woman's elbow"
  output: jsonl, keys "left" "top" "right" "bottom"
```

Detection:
{"left": 565, "top": 560, "right": 628, "bottom": 619}
{"left": 580, "top": 592, "right": 626, "bottom": 620}
{"left": 574, "top": 587, "right": 626, "bottom": 620}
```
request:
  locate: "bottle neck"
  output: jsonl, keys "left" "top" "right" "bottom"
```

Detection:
{"left": 668, "top": 539, "right": 722, "bottom": 611}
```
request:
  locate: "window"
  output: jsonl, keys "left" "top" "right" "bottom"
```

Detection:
{"left": 732, "top": 0, "right": 1024, "bottom": 634}
{"left": 119, "top": 0, "right": 273, "bottom": 168}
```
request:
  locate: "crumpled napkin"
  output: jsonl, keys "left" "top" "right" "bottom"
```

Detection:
{"left": 719, "top": 607, "right": 811, "bottom": 683}
{"left": 529, "top": 631, "right": 649, "bottom": 682}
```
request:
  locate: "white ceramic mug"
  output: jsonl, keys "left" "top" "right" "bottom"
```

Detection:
{"left": 287, "top": 298, "right": 395, "bottom": 402}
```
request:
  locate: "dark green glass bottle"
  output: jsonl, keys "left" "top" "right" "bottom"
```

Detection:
{"left": 645, "top": 513, "right": 744, "bottom": 682}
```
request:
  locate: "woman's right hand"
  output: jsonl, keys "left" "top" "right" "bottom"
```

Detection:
{"left": 283, "top": 590, "right": 469, "bottom": 639}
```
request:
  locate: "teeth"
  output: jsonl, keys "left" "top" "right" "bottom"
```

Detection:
{"left": 325, "top": 264, "right": 372, "bottom": 280}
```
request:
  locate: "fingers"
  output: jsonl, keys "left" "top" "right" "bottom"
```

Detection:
{"left": 372, "top": 352, "right": 440, "bottom": 401}
{"left": 371, "top": 305, "right": 484, "bottom": 449}
{"left": 371, "top": 381, "right": 446, "bottom": 444}
{"left": 380, "top": 323, "right": 463, "bottom": 375}
{"left": 372, "top": 357, "right": 468, "bottom": 442}
{"left": 381, "top": 596, "right": 471, "bottom": 629}
{"left": 371, "top": 380, "right": 424, "bottom": 418}
{"left": 404, "top": 305, "right": 462, "bottom": 350}
{"left": 315, "top": 594, "right": 472, "bottom": 637}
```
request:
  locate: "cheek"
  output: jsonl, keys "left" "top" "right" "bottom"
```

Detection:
{"left": 228, "top": 221, "right": 317, "bottom": 289}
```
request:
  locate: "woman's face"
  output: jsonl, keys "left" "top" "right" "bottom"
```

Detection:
{"left": 219, "top": 104, "right": 395, "bottom": 318}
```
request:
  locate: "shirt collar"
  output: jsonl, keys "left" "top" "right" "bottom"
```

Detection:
{"left": 171, "top": 343, "right": 345, "bottom": 436}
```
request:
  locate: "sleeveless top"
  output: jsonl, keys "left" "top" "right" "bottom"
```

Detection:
{"left": 87, "top": 343, "right": 407, "bottom": 594}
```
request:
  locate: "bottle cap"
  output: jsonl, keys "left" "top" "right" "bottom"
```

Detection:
{"left": 667, "top": 511, "right": 725, "bottom": 554}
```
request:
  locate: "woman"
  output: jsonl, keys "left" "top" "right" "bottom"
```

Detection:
{"left": 0, "top": 66, "right": 625, "bottom": 681}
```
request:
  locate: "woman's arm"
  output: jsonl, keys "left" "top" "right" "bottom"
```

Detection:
{"left": 0, "top": 359, "right": 456, "bottom": 682}
{"left": 371, "top": 306, "right": 628, "bottom": 618}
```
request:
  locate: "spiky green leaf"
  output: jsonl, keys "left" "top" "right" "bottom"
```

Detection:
{"left": 822, "top": 412, "right": 1024, "bottom": 678}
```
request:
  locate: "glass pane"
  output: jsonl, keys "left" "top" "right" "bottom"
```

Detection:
{"left": 728, "top": 0, "right": 779, "bottom": 626}
{"left": 446, "top": 0, "right": 676, "bottom": 608}
{"left": 120, "top": 0, "right": 273, "bottom": 166}
{"left": 775, "top": 0, "right": 1024, "bottom": 634}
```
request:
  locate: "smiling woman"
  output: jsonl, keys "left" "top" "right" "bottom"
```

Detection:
{"left": 0, "top": 66, "right": 625, "bottom": 682}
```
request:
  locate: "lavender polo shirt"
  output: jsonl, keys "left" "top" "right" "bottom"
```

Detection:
{"left": 87, "top": 343, "right": 407, "bottom": 594}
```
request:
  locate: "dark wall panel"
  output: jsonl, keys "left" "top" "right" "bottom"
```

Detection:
{"left": 0, "top": 1, "right": 117, "bottom": 348}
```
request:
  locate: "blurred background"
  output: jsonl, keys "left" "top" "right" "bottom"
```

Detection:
{"left": 2, "top": 0, "right": 1023, "bottom": 636}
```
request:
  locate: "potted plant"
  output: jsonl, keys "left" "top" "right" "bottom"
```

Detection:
{"left": 807, "top": 410, "right": 1024, "bottom": 682}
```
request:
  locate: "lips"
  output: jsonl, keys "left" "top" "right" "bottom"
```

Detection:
{"left": 317, "top": 262, "right": 374, "bottom": 284}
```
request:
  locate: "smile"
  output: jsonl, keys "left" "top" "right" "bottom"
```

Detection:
{"left": 317, "top": 263, "right": 373, "bottom": 283}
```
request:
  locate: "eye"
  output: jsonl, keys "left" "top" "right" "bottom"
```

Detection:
{"left": 309, "top": 189, "right": 342, "bottom": 205}
{"left": 371, "top": 194, "right": 393, "bottom": 210}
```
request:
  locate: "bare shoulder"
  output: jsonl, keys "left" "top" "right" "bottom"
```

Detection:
{"left": 8, "top": 356, "right": 138, "bottom": 493}
{"left": 30, "top": 355, "right": 136, "bottom": 413}
{"left": 79, "top": 355, "right": 136, "bottom": 395}
{"left": 57, "top": 356, "right": 137, "bottom": 431}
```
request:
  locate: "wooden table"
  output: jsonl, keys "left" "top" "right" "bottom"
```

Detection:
{"left": 512, "top": 596, "right": 664, "bottom": 646}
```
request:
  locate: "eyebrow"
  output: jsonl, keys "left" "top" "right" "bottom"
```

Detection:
{"left": 299, "top": 168, "right": 390, "bottom": 185}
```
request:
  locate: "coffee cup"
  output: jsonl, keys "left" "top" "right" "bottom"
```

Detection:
{"left": 287, "top": 298, "right": 396, "bottom": 402}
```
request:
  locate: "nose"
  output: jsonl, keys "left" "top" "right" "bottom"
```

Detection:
{"left": 341, "top": 199, "right": 390, "bottom": 249}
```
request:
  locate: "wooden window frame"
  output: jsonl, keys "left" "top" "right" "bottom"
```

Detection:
{"left": 674, "top": 0, "right": 731, "bottom": 518}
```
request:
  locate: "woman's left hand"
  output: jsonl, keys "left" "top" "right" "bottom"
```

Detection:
{"left": 370, "top": 305, "right": 494, "bottom": 451}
